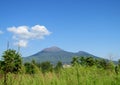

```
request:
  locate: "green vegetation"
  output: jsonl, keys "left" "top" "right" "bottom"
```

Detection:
{"left": 0, "top": 49, "right": 120, "bottom": 85}
{"left": 0, "top": 66, "right": 120, "bottom": 85}
{"left": 0, "top": 49, "right": 22, "bottom": 85}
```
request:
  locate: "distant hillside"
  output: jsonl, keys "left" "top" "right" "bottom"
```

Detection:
{"left": 23, "top": 46, "right": 99, "bottom": 64}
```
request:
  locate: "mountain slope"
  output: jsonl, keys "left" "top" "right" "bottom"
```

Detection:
{"left": 23, "top": 46, "right": 98, "bottom": 64}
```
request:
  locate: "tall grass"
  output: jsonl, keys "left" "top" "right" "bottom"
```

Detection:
{"left": 0, "top": 65, "right": 120, "bottom": 85}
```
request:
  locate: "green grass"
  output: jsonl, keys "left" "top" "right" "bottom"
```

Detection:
{"left": 0, "top": 66, "right": 120, "bottom": 85}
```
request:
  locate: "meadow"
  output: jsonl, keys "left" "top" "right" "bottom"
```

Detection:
{"left": 0, "top": 65, "right": 120, "bottom": 85}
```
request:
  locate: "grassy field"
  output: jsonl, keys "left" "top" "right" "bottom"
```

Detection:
{"left": 0, "top": 65, "right": 120, "bottom": 85}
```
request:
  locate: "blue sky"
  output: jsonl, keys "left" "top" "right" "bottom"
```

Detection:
{"left": 0, "top": 0, "right": 120, "bottom": 60}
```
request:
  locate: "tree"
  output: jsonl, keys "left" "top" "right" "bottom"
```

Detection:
{"left": 24, "top": 60, "right": 40, "bottom": 74}
{"left": 55, "top": 61, "right": 63, "bottom": 72}
{"left": 106, "top": 61, "right": 115, "bottom": 71}
{"left": 2, "top": 49, "right": 22, "bottom": 73}
{"left": 71, "top": 57, "right": 79, "bottom": 66}
{"left": 79, "top": 56, "right": 86, "bottom": 66}
{"left": 1, "top": 49, "right": 22, "bottom": 85}
{"left": 24, "top": 62, "right": 35, "bottom": 74}
{"left": 32, "top": 59, "right": 36, "bottom": 64}
{"left": 40, "top": 61, "right": 53, "bottom": 73}
{"left": 85, "top": 57, "right": 95, "bottom": 66}
{"left": 115, "top": 65, "right": 119, "bottom": 75}
{"left": 97, "top": 59, "right": 107, "bottom": 69}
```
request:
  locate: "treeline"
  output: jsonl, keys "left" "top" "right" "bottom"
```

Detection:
{"left": 24, "top": 60, "right": 63, "bottom": 74}
{"left": 0, "top": 49, "right": 63, "bottom": 74}
{"left": 0, "top": 49, "right": 120, "bottom": 75}
{"left": 71, "top": 56, "right": 116, "bottom": 70}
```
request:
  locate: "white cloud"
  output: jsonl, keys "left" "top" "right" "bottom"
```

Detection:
{"left": 14, "top": 40, "right": 28, "bottom": 47}
{"left": 0, "top": 30, "right": 3, "bottom": 34}
{"left": 31, "top": 25, "right": 51, "bottom": 39}
{"left": 7, "top": 26, "right": 32, "bottom": 39}
{"left": 7, "top": 25, "right": 51, "bottom": 47}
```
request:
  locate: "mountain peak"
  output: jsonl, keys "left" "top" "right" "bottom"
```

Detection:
{"left": 24, "top": 46, "right": 98, "bottom": 64}
{"left": 41, "top": 46, "right": 63, "bottom": 52}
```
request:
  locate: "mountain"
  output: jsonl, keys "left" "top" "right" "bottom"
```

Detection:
{"left": 41, "top": 46, "right": 62, "bottom": 52}
{"left": 23, "top": 46, "right": 99, "bottom": 64}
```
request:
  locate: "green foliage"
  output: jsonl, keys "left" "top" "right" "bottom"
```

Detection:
{"left": 85, "top": 57, "right": 95, "bottom": 66}
{"left": 0, "top": 49, "right": 22, "bottom": 85}
{"left": 115, "top": 65, "right": 119, "bottom": 75}
{"left": 71, "top": 56, "right": 116, "bottom": 71}
{"left": 106, "top": 61, "right": 115, "bottom": 71}
{"left": 24, "top": 62, "right": 40, "bottom": 74}
{"left": 40, "top": 61, "right": 53, "bottom": 73}
{"left": 71, "top": 57, "right": 79, "bottom": 66}
{"left": 54, "top": 61, "right": 63, "bottom": 72}
{"left": 96, "top": 59, "right": 107, "bottom": 69}
{"left": 0, "top": 61, "right": 5, "bottom": 73}
{"left": 118, "top": 59, "right": 120, "bottom": 67}
{"left": 1, "top": 49, "right": 22, "bottom": 73}
{"left": 71, "top": 56, "right": 96, "bottom": 67}
{"left": 0, "top": 66, "right": 120, "bottom": 85}
{"left": 79, "top": 56, "right": 86, "bottom": 65}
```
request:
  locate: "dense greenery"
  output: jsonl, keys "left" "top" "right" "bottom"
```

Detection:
{"left": 0, "top": 49, "right": 22, "bottom": 85}
{"left": 0, "top": 49, "right": 120, "bottom": 85}
{"left": 0, "top": 66, "right": 120, "bottom": 85}
{"left": 0, "top": 49, "right": 22, "bottom": 73}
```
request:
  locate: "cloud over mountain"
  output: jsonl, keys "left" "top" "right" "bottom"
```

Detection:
{"left": 7, "top": 25, "right": 51, "bottom": 47}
